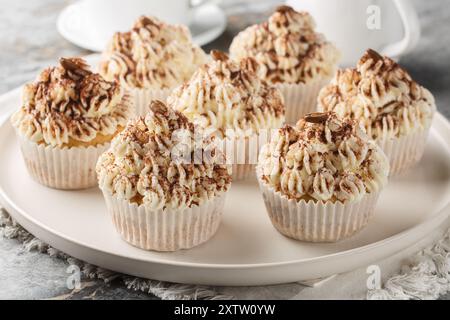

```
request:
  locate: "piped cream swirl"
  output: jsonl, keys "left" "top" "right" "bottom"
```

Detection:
{"left": 229, "top": 5, "right": 340, "bottom": 84}
{"left": 318, "top": 49, "right": 436, "bottom": 140}
{"left": 167, "top": 50, "right": 285, "bottom": 137}
{"left": 11, "top": 58, "right": 133, "bottom": 147}
{"left": 99, "top": 16, "right": 207, "bottom": 90}
{"left": 96, "top": 100, "right": 231, "bottom": 210}
{"left": 257, "top": 112, "right": 389, "bottom": 203}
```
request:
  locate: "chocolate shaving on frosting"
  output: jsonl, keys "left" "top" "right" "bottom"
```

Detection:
{"left": 96, "top": 101, "right": 231, "bottom": 209}
{"left": 99, "top": 16, "right": 207, "bottom": 90}
{"left": 229, "top": 6, "right": 340, "bottom": 84}
{"left": 318, "top": 49, "right": 436, "bottom": 140}
{"left": 364, "top": 48, "right": 384, "bottom": 62}
{"left": 304, "top": 112, "right": 329, "bottom": 124}
{"left": 11, "top": 57, "right": 133, "bottom": 146}
{"left": 275, "top": 5, "right": 295, "bottom": 14}
{"left": 167, "top": 50, "right": 285, "bottom": 137}
{"left": 60, "top": 57, "right": 91, "bottom": 77}
{"left": 257, "top": 112, "right": 389, "bottom": 203}
{"left": 210, "top": 50, "right": 229, "bottom": 62}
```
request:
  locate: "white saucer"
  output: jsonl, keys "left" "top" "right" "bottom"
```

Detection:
{"left": 57, "top": 2, "right": 227, "bottom": 52}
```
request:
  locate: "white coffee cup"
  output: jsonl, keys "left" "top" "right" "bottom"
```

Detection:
{"left": 286, "top": 0, "right": 421, "bottom": 66}
{"left": 79, "top": 0, "right": 210, "bottom": 50}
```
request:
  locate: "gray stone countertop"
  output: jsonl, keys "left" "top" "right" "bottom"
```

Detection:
{"left": 0, "top": 0, "right": 449, "bottom": 300}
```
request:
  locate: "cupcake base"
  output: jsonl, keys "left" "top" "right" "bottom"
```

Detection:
{"left": 103, "top": 192, "right": 227, "bottom": 251}
{"left": 258, "top": 177, "right": 380, "bottom": 242}
{"left": 223, "top": 133, "right": 270, "bottom": 181}
{"left": 277, "top": 77, "right": 332, "bottom": 124}
{"left": 18, "top": 135, "right": 108, "bottom": 190}
{"left": 231, "top": 164, "right": 255, "bottom": 181}
{"left": 378, "top": 129, "right": 430, "bottom": 176}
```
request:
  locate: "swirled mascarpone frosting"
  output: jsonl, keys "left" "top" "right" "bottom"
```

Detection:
{"left": 99, "top": 16, "right": 207, "bottom": 90}
{"left": 96, "top": 100, "right": 231, "bottom": 209}
{"left": 229, "top": 5, "right": 340, "bottom": 84}
{"left": 257, "top": 112, "right": 389, "bottom": 203}
{"left": 318, "top": 49, "right": 436, "bottom": 140}
{"left": 167, "top": 50, "right": 285, "bottom": 137}
{"left": 11, "top": 58, "right": 133, "bottom": 147}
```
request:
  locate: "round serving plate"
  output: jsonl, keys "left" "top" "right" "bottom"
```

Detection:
{"left": 1, "top": 89, "right": 450, "bottom": 286}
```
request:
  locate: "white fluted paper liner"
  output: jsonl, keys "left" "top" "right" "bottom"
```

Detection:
{"left": 17, "top": 135, "right": 109, "bottom": 190}
{"left": 231, "top": 164, "right": 256, "bottom": 181}
{"left": 257, "top": 177, "right": 381, "bottom": 242}
{"left": 377, "top": 128, "right": 430, "bottom": 176}
{"left": 102, "top": 191, "right": 227, "bottom": 251}
{"left": 222, "top": 132, "right": 272, "bottom": 181}
{"left": 130, "top": 87, "right": 172, "bottom": 117}
{"left": 277, "top": 77, "right": 332, "bottom": 124}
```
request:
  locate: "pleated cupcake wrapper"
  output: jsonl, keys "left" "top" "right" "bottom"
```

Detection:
{"left": 18, "top": 135, "right": 109, "bottom": 190}
{"left": 231, "top": 164, "right": 256, "bottom": 181}
{"left": 103, "top": 191, "right": 227, "bottom": 252}
{"left": 222, "top": 133, "right": 271, "bottom": 181}
{"left": 377, "top": 128, "right": 430, "bottom": 176}
{"left": 130, "top": 87, "right": 172, "bottom": 117}
{"left": 277, "top": 77, "right": 332, "bottom": 125}
{"left": 257, "top": 177, "right": 380, "bottom": 242}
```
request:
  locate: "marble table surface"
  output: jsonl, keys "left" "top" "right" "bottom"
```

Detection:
{"left": 0, "top": 0, "right": 449, "bottom": 300}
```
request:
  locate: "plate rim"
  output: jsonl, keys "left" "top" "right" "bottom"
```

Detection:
{"left": 1, "top": 87, "right": 450, "bottom": 271}
{"left": 56, "top": 1, "right": 227, "bottom": 52}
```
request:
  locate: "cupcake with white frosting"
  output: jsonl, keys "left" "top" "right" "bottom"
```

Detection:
{"left": 257, "top": 112, "right": 389, "bottom": 242}
{"left": 230, "top": 5, "right": 340, "bottom": 123}
{"left": 318, "top": 49, "right": 436, "bottom": 175}
{"left": 96, "top": 100, "right": 231, "bottom": 251}
{"left": 11, "top": 58, "right": 133, "bottom": 189}
{"left": 167, "top": 50, "right": 285, "bottom": 180}
{"left": 100, "top": 16, "right": 207, "bottom": 116}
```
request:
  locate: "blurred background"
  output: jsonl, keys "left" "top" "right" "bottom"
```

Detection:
{"left": 1, "top": 0, "right": 449, "bottom": 122}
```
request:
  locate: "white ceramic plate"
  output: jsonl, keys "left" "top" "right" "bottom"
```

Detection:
{"left": 1, "top": 88, "right": 450, "bottom": 286}
{"left": 57, "top": 2, "right": 227, "bottom": 52}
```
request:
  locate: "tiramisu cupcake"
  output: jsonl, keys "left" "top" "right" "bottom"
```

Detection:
{"left": 257, "top": 112, "right": 389, "bottom": 242}
{"left": 99, "top": 16, "right": 207, "bottom": 116}
{"left": 230, "top": 5, "right": 340, "bottom": 124}
{"left": 168, "top": 50, "right": 285, "bottom": 180}
{"left": 318, "top": 49, "right": 436, "bottom": 175}
{"left": 11, "top": 58, "right": 133, "bottom": 189}
{"left": 96, "top": 100, "right": 231, "bottom": 251}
